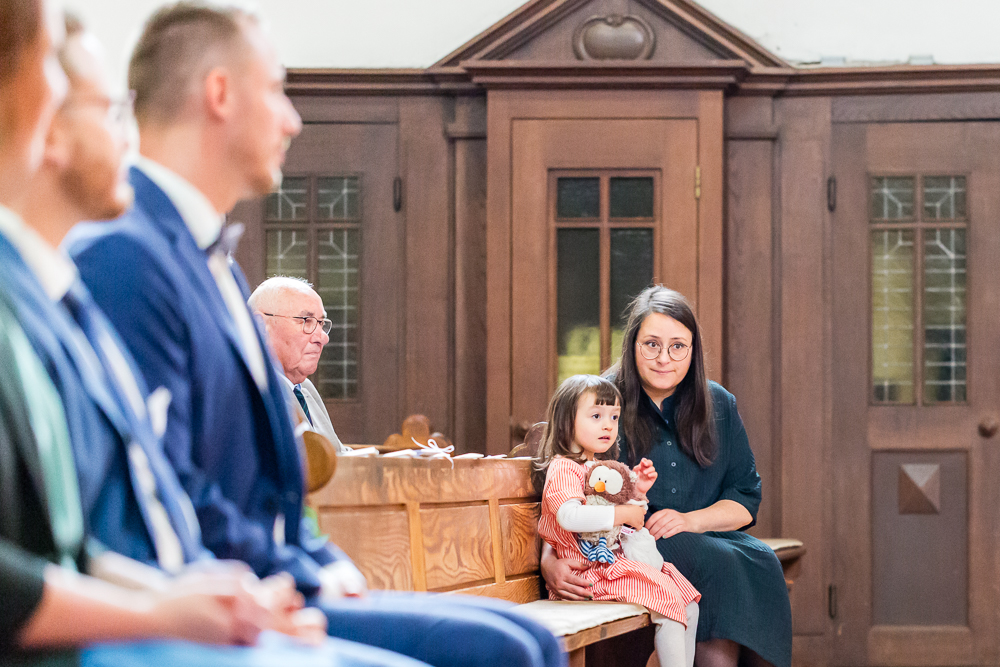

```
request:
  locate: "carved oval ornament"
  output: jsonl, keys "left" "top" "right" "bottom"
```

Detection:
{"left": 573, "top": 14, "right": 656, "bottom": 61}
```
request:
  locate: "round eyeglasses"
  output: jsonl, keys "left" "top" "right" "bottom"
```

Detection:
{"left": 262, "top": 313, "right": 333, "bottom": 335}
{"left": 637, "top": 339, "right": 691, "bottom": 362}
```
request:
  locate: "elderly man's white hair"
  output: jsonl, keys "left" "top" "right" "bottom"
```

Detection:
{"left": 248, "top": 275, "right": 317, "bottom": 314}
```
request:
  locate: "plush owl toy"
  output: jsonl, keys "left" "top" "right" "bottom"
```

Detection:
{"left": 579, "top": 460, "right": 665, "bottom": 571}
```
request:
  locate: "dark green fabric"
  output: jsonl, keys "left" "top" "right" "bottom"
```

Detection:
{"left": 619, "top": 381, "right": 792, "bottom": 667}
{"left": 0, "top": 296, "right": 81, "bottom": 667}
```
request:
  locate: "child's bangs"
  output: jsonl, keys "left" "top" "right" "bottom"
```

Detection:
{"left": 591, "top": 378, "right": 621, "bottom": 406}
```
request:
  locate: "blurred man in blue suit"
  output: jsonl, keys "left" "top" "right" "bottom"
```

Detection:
{"left": 67, "top": 4, "right": 563, "bottom": 667}
{"left": 0, "top": 3, "right": 429, "bottom": 667}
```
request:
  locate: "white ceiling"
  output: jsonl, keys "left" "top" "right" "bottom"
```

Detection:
{"left": 76, "top": 0, "right": 1000, "bottom": 82}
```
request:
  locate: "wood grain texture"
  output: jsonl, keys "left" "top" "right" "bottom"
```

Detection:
{"left": 406, "top": 501, "right": 427, "bottom": 591}
{"left": 446, "top": 575, "right": 544, "bottom": 604}
{"left": 563, "top": 614, "right": 652, "bottom": 652}
{"left": 421, "top": 504, "right": 495, "bottom": 590}
{"left": 489, "top": 498, "right": 506, "bottom": 584}
{"left": 868, "top": 626, "right": 973, "bottom": 667}
{"left": 500, "top": 502, "right": 541, "bottom": 577}
{"left": 317, "top": 506, "right": 412, "bottom": 591}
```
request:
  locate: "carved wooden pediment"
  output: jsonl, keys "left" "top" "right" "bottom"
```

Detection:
{"left": 433, "top": 0, "right": 787, "bottom": 69}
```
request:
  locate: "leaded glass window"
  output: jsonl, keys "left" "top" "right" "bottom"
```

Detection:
{"left": 264, "top": 175, "right": 362, "bottom": 400}
{"left": 553, "top": 172, "right": 658, "bottom": 384}
{"left": 870, "top": 175, "right": 967, "bottom": 405}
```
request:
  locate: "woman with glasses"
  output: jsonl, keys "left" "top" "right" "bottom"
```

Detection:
{"left": 541, "top": 286, "right": 791, "bottom": 667}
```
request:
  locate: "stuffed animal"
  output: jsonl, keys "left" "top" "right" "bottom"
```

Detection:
{"left": 579, "top": 460, "right": 664, "bottom": 571}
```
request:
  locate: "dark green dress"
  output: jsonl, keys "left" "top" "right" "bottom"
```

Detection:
{"left": 618, "top": 381, "right": 791, "bottom": 667}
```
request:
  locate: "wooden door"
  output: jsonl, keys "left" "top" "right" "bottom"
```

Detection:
{"left": 832, "top": 122, "right": 1000, "bottom": 667}
{"left": 237, "top": 123, "right": 402, "bottom": 445}
{"left": 508, "top": 118, "right": 699, "bottom": 436}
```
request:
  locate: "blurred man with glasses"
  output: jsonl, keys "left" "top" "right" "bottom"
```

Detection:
{"left": 249, "top": 277, "right": 347, "bottom": 454}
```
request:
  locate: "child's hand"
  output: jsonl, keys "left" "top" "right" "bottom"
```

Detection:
{"left": 633, "top": 458, "right": 657, "bottom": 495}
{"left": 614, "top": 504, "right": 646, "bottom": 529}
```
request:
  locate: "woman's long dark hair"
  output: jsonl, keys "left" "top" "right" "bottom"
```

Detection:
{"left": 606, "top": 286, "right": 715, "bottom": 468}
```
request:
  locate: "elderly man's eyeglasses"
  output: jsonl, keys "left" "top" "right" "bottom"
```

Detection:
{"left": 637, "top": 339, "right": 691, "bottom": 362}
{"left": 62, "top": 90, "right": 135, "bottom": 130}
{"left": 262, "top": 313, "right": 333, "bottom": 335}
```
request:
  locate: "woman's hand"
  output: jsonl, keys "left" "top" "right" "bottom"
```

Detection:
{"left": 632, "top": 458, "right": 657, "bottom": 495}
{"left": 645, "top": 508, "right": 700, "bottom": 540}
{"left": 540, "top": 542, "right": 593, "bottom": 601}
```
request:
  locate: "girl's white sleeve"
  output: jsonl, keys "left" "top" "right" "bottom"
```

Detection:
{"left": 556, "top": 499, "right": 615, "bottom": 532}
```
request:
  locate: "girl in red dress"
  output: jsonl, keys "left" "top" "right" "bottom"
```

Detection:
{"left": 534, "top": 375, "right": 700, "bottom": 667}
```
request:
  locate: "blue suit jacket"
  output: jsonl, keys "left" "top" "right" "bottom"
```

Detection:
{"left": 0, "top": 233, "right": 205, "bottom": 567}
{"left": 68, "top": 167, "right": 339, "bottom": 594}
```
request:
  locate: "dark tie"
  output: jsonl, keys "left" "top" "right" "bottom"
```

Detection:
{"left": 293, "top": 384, "right": 312, "bottom": 425}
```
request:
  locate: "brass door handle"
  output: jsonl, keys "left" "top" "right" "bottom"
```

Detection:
{"left": 978, "top": 416, "right": 999, "bottom": 439}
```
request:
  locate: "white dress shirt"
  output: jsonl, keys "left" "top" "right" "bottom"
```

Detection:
{"left": 134, "top": 157, "right": 269, "bottom": 391}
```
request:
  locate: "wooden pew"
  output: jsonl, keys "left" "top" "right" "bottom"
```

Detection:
{"left": 309, "top": 456, "right": 804, "bottom": 667}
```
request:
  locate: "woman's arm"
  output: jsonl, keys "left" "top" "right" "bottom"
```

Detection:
{"left": 539, "top": 542, "right": 594, "bottom": 601}
{"left": 644, "top": 499, "right": 752, "bottom": 540}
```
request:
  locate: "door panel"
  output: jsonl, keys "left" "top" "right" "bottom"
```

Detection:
{"left": 509, "top": 118, "right": 698, "bottom": 431}
{"left": 267, "top": 123, "right": 401, "bottom": 445}
{"left": 832, "top": 122, "right": 1000, "bottom": 667}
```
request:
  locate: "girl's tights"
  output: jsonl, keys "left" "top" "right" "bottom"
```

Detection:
{"left": 651, "top": 602, "right": 699, "bottom": 667}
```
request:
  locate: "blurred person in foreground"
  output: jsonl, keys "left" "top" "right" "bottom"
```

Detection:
{"left": 66, "top": 4, "right": 563, "bottom": 667}
{"left": 248, "top": 276, "right": 347, "bottom": 453}
{"left": 0, "top": 5, "right": 429, "bottom": 667}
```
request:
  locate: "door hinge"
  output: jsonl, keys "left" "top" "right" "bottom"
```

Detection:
{"left": 695, "top": 166, "right": 701, "bottom": 200}
{"left": 827, "top": 176, "right": 836, "bottom": 212}
{"left": 393, "top": 176, "right": 403, "bottom": 212}
{"left": 828, "top": 584, "right": 837, "bottom": 619}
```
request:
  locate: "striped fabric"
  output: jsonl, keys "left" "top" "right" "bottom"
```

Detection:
{"left": 539, "top": 457, "right": 701, "bottom": 625}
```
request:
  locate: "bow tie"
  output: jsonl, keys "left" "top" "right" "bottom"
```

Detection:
{"left": 207, "top": 221, "right": 245, "bottom": 256}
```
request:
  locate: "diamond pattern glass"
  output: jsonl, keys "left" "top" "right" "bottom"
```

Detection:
{"left": 556, "top": 177, "right": 600, "bottom": 219}
{"left": 871, "top": 177, "right": 915, "bottom": 220}
{"left": 923, "top": 176, "right": 966, "bottom": 220}
{"left": 315, "top": 229, "right": 360, "bottom": 399}
{"left": 265, "top": 177, "right": 309, "bottom": 221}
{"left": 871, "top": 230, "right": 915, "bottom": 404}
{"left": 317, "top": 177, "right": 360, "bottom": 221}
{"left": 265, "top": 229, "right": 308, "bottom": 278}
{"left": 923, "top": 229, "right": 966, "bottom": 403}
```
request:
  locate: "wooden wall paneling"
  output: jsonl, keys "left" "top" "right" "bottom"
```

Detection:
{"left": 697, "top": 91, "right": 725, "bottom": 381}
{"left": 400, "top": 98, "right": 453, "bottom": 437}
{"left": 485, "top": 92, "right": 516, "bottom": 455}
{"left": 420, "top": 503, "right": 495, "bottom": 590}
{"left": 724, "top": 96, "right": 776, "bottom": 138}
{"left": 775, "top": 96, "right": 833, "bottom": 640}
{"left": 317, "top": 505, "right": 413, "bottom": 591}
{"left": 452, "top": 576, "right": 543, "bottom": 604}
{"left": 829, "top": 122, "right": 870, "bottom": 667}
{"left": 452, "top": 96, "right": 488, "bottom": 453}
{"left": 290, "top": 96, "right": 400, "bottom": 124}
{"left": 231, "top": 197, "right": 265, "bottom": 289}
{"left": 500, "top": 502, "right": 541, "bottom": 576}
{"left": 723, "top": 137, "right": 776, "bottom": 538}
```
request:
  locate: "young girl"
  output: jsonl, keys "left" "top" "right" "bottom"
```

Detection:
{"left": 534, "top": 374, "right": 700, "bottom": 667}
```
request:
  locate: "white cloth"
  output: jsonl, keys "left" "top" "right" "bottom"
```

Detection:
{"left": 556, "top": 499, "right": 615, "bottom": 533}
{"left": 280, "top": 375, "right": 347, "bottom": 453}
{"left": 513, "top": 600, "right": 648, "bottom": 636}
{"left": 134, "top": 157, "right": 268, "bottom": 390}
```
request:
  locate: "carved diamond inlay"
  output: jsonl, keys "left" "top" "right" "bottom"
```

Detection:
{"left": 898, "top": 463, "right": 941, "bottom": 514}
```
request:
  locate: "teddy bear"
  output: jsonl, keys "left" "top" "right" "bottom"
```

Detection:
{"left": 579, "top": 459, "right": 665, "bottom": 571}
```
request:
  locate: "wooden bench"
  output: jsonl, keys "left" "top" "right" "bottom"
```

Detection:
{"left": 309, "top": 456, "right": 803, "bottom": 667}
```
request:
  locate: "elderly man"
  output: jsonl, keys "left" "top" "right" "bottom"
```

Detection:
{"left": 66, "top": 4, "right": 562, "bottom": 667}
{"left": 249, "top": 277, "right": 346, "bottom": 453}
{"left": 0, "top": 4, "right": 427, "bottom": 667}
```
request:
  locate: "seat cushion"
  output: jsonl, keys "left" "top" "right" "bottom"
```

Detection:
{"left": 513, "top": 600, "right": 648, "bottom": 637}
